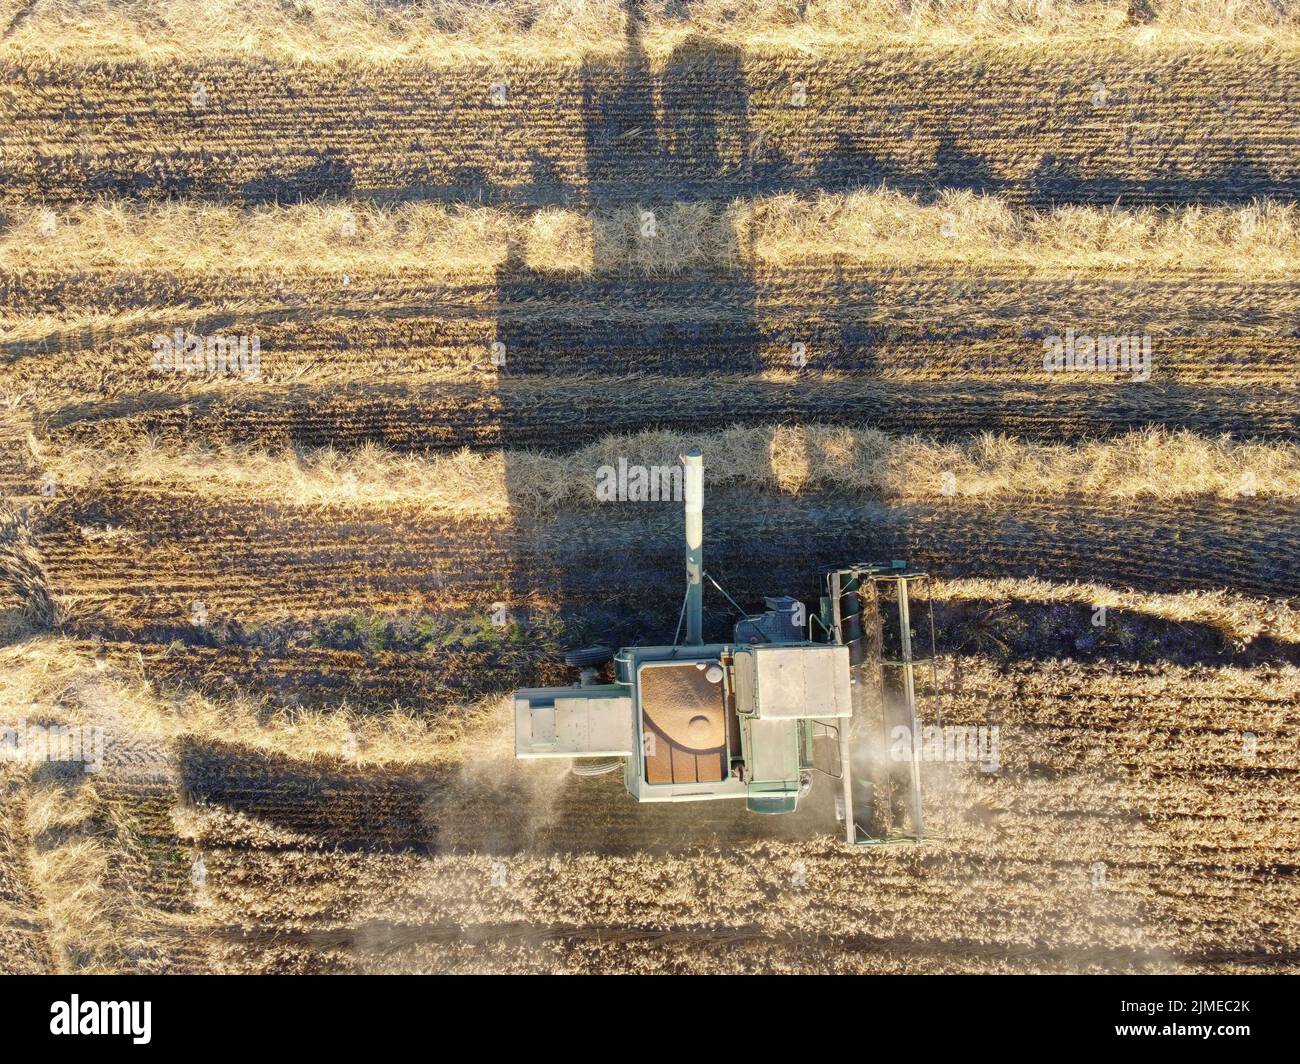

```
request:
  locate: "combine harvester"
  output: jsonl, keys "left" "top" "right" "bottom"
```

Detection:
{"left": 514, "top": 450, "right": 940, "bottom": 845}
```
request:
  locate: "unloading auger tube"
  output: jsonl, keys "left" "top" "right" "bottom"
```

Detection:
{"left": 683, "top": 448, "right": 703, "bottom": 646}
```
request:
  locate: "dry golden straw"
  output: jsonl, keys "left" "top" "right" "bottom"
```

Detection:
{"left": 34, "top": 426, "right": 1300, "bottom": 519}
{"left": 3, "top": 193, "right": 1296, "bottom": 277}
{"left": 1, "top": 1, "right": 1296, "bottom": 64}
{"left": 0, "top": 505, "right": 65, "bottom": 629}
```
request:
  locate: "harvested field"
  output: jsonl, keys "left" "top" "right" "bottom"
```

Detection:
{"left": 6, "top": 639, "right": 1295, "bottom": 973}
{"left": 1, "top": 0, "right": 1297, "bottom": 976}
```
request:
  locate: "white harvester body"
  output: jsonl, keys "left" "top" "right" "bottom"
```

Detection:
{"left": 512, "top": 448, "right": 936, "bottom": 843}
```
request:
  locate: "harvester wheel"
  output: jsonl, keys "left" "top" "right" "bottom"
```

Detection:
{"left": 572, "top": 757, "right": 624, "bottom": 777}
{"left": 564, "top": 645, "right": 614, "bottom": 668}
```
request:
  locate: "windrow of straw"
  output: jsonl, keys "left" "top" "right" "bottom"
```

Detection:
{"left": 35, "top": 426, "right": 1300, "bottom": 519}
{"left": 3, "top": 192, "right": 1297, "bottom": 278}
{"left": 2, "top": 1, "right": 1297, "bottom": 65}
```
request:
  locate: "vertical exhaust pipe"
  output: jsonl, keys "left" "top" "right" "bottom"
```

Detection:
{"left": 683, "top": 449, "right": 703, "bottom": 645}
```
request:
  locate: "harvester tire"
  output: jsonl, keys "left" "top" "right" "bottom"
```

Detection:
{"left": 572, "top": 758, "right": 624, "bottom": 777}
{"left": 564, "top": 645, "right": 614, "bottom": 668}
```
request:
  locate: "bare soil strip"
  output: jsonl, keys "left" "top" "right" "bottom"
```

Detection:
{"left": 35, "top": 489, "right": 1300, "bottom": 628}
{"left": 2, "top": 47, "right": 1297, "bottom": 207}
{"left": 27, "top": 377, "right": 1300, "bottom": 456}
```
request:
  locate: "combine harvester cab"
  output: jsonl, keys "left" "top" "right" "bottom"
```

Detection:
{"left": 514, "top": 449, "right": 939, "bottom": 844}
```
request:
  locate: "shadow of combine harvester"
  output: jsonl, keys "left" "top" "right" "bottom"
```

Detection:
{"left": 489, "top": 2, "right": 762, "bottom": 634}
